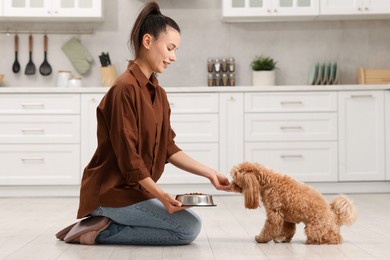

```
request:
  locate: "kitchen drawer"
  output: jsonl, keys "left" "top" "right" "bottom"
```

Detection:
{"left": 171, "top": 114, "right": 218, "bottom": 142}
{"left": 245, "top": 113, "right": 337, "bottom": 141}
{"left": 245, "top": 142, "right": 338, "bottom": 182}
{"left": 0, "top": 144, "right": 80, "bottom": 185}
{"left": 168, "top": 93, "right": 218, "bottom": 113}
{"left": 245, "top": 92, "right": 337, "bottom": 112}
{"left": 0, "top": 115, "right": 80, "bottom": 144}
{"left": 159, "top": 143, "right": 218, "bottom": 184}
{"left": 0, "top": 94, "right": 80, "bottom": 114}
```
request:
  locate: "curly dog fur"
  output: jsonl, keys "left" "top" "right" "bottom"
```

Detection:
{"left": 230, "top": 161, "right": 357, "bottom": 245}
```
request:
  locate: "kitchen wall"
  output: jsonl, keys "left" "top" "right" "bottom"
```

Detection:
{"left": 1, "top": 0, "right": 390, "bottom": 88}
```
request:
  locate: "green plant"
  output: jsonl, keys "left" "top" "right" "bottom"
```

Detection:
{"left": 250, "top": 55, "right": 277, "bottom": 71}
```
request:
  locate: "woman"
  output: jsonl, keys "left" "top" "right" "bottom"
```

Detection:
{"left": 56, "top": 1, "right": 230, "bottom": 246}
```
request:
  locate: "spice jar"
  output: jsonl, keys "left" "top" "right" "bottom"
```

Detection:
{"left": 215, "top": 73, "right": 221, "bottom": 86}
{"left": 222, "top": 73, "right": 228, "bottom": 86}
{"left": 207, "top": 58, "right": 214, "bottom": 73}
{"left": 221, "top": 58, "right": 228, "bottom": 72}
{"left": 228, "top": 73, "right": 235, "bottom": 86}
{"left": 67, "top": 77, "right": 82, "bottom": 88}
{"left": 207, "top": 73, "right": 214, "bottom": 87}
{"left": 228, "top": 57, "right": 235, "bottom": 72}
{"left": 214, "top": 59, "right": 221, "bottom": 73}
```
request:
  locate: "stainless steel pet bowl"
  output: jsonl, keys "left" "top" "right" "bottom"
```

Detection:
{"left": 175, "top": 193, "right": 216, "bottom": 207}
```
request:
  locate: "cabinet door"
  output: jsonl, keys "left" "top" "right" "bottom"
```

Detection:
{"left": 320, "top": 0, "right": 363, "bottom": 15}
{"left": 80, "top": 94, "right": 104, "bottom": 172}
{"left": 274, "top": 0, "right": 319, "bottom": 16}
{"left": 364, "top": 0, "right": 390, "bottom": 14}
{"left": 245, "top": 142, "right": 338, "bottom": 182}
{"left": 338, "top": 91, "right": 385, "bottom": 181}
{"left": 386, "top": 91, "right": 390, "bottom": 180}
{"left": 219, "top": 93, "right": 244, "bottom": 175}
{"left": 0, "top": 144, "right": 80, "bottom": 185}
{"left": 222, "top": 0, "right": 319, "bottom": 21}
{"left": 51, "top": 0, "right": 102, "bottom": 18}
{"left": 3, "top": 0, "right": 52, "bottom": 17}
{"left": 3, "top": 0, "right": 101, "bottom": 18}
{"left": 222, "top": 0, "right": 269, "bottom": 17}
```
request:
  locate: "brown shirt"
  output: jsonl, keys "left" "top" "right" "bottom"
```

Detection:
{"left": 77, "top": 61, "right": 181, "bottom": 218}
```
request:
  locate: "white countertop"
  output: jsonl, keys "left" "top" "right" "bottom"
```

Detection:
{"left": 0, "top": 85, "right": 389, "bottom": 93}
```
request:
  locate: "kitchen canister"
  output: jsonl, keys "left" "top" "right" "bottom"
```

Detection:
{"left": 56, "top": 70, "right": 71, "bottom": 87}
{"left": 67, "top": 77, "right": 82, "bottom": 88}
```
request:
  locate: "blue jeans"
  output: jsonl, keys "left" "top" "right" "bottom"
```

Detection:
{"left": 90, "top": 198, "right": 202, "bottom": 245}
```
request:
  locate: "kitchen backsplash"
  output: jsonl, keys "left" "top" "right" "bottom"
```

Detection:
{"left": 1, "top": 0, "right": 390, "bottom": 88}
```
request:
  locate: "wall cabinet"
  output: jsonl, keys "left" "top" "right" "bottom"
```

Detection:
{"left": 321, "top": 0, "right": 390, "bottom": 16}
{"left": 222, "top": 0, "right": 320, "bottom": 21}
{"left": 338, "top": 91, "right": 385, "bottom": 181}
{"left": 2, "top": 0, "right": 102, "bottom": 20}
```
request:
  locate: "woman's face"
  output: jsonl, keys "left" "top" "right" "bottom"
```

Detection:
{"left": 146, "top": 26, "right": 181, "bottom": 74}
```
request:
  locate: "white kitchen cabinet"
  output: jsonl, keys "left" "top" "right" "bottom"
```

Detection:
{"left": 321, "top": 0, "right": 390, "bottom": 16}
{"left": 244, "top": 91, "right": 338, "bottom": 182}
{"left": 338, "top": 91, "right": 385, "bottom": 181}
{"left": 80, "top": 93, "right": 104, "bottom": 173}
{"left": 219, "top": 93, "right": 244, "bottom": 176}
{"left": 3, "top": 0, "right": 102, "bottom": 20}
{"left": 385, "top": 91, "right": 390, "bottom": 180}
{"left": 0, "top": 93, "right": 81, "bottom": 185}
{"left": 222, "top": 0, "right": 320, "bottom": 21}
{"left": 246, "top": 142, "right": 338, "bottom": 181}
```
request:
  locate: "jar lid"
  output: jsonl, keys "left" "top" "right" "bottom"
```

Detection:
{"left": 58, "top": 70, "right": 71, "bottom": 73}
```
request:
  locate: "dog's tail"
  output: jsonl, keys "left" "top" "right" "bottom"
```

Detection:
{"left": 330, "top": 195, "right": 357, "bottom": 226}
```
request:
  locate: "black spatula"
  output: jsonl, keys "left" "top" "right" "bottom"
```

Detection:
{"left": 25, "top": 34, "right": 36, "bottom": 75}
{"left": 12, "top": 34, "right": 21, "bottom": 73}
{"left": 39, "top": 34, "right": 52, "bottom": 76}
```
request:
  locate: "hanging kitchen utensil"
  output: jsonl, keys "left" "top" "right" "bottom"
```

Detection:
{"left": 12, "top": 34, "right": 21, "bottom": 73}
{"left": 25, "top": 34, "right": 36, "bottom": 75}
{"left": 39, "top": 34, "right": 52, "bottom": 76}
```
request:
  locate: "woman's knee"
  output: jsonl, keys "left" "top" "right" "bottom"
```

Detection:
{"left": 178, "top": 210, "right": 202, "bottom": 244}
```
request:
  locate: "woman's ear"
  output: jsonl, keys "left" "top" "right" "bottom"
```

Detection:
{"left": 142, "top": 33, "right": 152, "bottom": 49}
{"left": 242, "top": 173, "right": 260, "bottom": 209}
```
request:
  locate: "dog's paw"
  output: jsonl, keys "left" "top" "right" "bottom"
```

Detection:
{"left": 255, "top": 235, "right": 270, "bottom": 243}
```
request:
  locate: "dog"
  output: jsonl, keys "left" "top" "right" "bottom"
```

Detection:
{"left": 230, "top": 161, "right": 356, "bottom": 245}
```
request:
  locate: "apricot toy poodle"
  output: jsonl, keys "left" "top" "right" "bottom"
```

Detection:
{"left": 230, "top": 161, "right": 356, "bottom": 245}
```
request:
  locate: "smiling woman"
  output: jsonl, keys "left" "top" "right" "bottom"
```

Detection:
{"left": 55, "top": 1, "right": 230, "bottom": 246}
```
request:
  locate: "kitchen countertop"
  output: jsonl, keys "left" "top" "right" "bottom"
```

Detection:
{"left": 0, "top": 85, "right": 389, "bottom": 93}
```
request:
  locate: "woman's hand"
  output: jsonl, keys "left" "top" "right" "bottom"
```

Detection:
{"left": 161, "top": 193, "right": 191, "bottom": 213}
{"left": 209, "top": 170, "right": 231, "bottom": 191}
{"left": 138, "top": 177, "right": 190, "bottom": 213}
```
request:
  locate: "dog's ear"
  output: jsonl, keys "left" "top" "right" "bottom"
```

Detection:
{"left": 242, "top": 173, "right": 260, "bottom": 209}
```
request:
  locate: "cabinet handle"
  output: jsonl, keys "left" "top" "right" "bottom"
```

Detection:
{"left": 280, "top": 101, "right": 303, "bottom": 106}
{"left": 280, "top": 126, "right": 303, "bottom": 131}
{"left": 21, "top": 157, "right": 45, "bottom": 163}
{"left": 229, "top": 96, "right": 236, "bottom": 101}
{"left": 169, "top": 102, "right": 175, "bottom": 106}
{"left": 280, "top": 155, "right": 303, "bottom": 159}
{"left": 351, "top": 94, "right": 373, "bottom": 99}
{"left": 21, "top": 103, "right": 45, "bottom": 109}
{"left": 21, "top": 128, "right": 45, "bottom": 134}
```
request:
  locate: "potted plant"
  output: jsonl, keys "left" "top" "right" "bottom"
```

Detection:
{"left": 250, "top": 55, "right": 277, "bottom": 86}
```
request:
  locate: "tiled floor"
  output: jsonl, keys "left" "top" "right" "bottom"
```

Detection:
{"left": 1, "top": 194, "right": 389, "bottom": 260}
